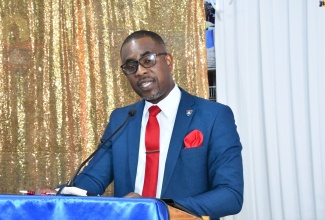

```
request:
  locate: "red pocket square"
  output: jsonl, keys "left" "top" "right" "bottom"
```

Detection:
{"left": 184, "top": 130, "right": 203, "bottom": 148}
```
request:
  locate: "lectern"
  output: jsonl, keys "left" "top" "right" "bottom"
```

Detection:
{"left": 168, "top": 205, "right": 210, "bottom": 220}
{"left": 0, "top": 195, "right": 209, "bottom": 219}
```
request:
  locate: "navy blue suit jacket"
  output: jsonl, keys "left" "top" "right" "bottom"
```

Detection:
{"left": 75, "top": 88, "right": 243, "bottom": 219}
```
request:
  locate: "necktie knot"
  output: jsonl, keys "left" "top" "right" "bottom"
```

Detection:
{"left": 148, "top": 106, "right": 161, "bottom": 117}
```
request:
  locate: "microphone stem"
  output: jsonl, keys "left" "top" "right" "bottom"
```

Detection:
{"left": 67, "top": 113, "right": 132, "bottom": 187}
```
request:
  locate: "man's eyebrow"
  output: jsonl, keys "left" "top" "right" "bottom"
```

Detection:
{"left": 125, "top": 58, "right": 136, "bottom": 63}
{"left": 140, "top": 51, "right": 151, "bottom": 57}
{"left": 124, "top": 51, "right": 151, "bottom": 63}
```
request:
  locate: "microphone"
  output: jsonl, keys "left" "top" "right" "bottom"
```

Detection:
{"left": 57, "top": 109, "right": 136, "bottom": 195}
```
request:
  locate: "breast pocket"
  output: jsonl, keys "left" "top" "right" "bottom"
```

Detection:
{"left": 179, "top": 145, "right": 208, "bottom": 167}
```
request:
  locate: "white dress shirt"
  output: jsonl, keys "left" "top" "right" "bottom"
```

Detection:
{"left": 134, "top": 85, "right": 181, "bottom": 198}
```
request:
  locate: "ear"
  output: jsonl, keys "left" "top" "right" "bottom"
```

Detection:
{"left": 165, "top": 53, "right": 173, "bottom": 71}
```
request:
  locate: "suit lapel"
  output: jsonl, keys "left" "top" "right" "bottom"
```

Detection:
{"left": 127, "top": 101, "right": 145, "bottom": 189}
{"left": 161, "top": 89, "right": 196, "bottom": 196}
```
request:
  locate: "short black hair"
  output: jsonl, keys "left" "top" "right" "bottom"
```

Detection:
{"left": 120, "top": 30, "right": 166, "bottom": 53}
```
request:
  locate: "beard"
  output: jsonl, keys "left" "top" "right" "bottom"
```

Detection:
{"left": 142, "top": 86, "right": 162, "bottom": 101}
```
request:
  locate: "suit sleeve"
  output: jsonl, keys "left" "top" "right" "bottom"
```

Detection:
{"left": 173, "top": 105, "right": 244, "bottom": 219}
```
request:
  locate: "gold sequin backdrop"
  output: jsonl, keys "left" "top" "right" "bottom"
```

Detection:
{"left": 0, "top": 0, "right": 207, "bottom": 194}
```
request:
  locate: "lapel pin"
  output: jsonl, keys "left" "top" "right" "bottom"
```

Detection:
{"left": 186, "top": 110, "right": 193, "bottom": 116}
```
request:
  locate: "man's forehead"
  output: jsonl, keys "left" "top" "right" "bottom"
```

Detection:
{"left": 122, "top": 37, "right": 156, "bottom": 50}
{"left": 120, "top": 37, "right": 162, "bottom": 59}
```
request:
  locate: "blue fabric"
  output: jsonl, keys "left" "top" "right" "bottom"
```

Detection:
{"left": 74, "top": 88, "right": 243, "bottom": 220}
{"left": 0, "top": 195, "right": 169, "bottom": 220}
{"left": 206, "top": 29, "right": 214, "bottom": 48}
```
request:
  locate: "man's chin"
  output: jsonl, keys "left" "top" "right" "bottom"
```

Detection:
{"left": 142, "top": 92, "right": 162, "bottom": 102}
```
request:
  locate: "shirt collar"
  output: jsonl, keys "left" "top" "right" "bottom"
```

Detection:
{"left": 144, "top": 84, "right": 181, "bottom": 117}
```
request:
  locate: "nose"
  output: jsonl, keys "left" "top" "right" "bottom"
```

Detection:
{"left": 135, "top": 63, "right": 147, "bottom": 76}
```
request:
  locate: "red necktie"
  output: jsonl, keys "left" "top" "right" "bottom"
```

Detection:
{"left": 142, "top": 106, "right": 161, "bottom": 197}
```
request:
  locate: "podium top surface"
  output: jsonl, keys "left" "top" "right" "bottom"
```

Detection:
{"left": 0, "top": 194, "right": 169, "bottom": 220}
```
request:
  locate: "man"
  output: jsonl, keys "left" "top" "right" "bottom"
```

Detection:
{"left": 39, "top": 30, "right": 243, "bottom": 219}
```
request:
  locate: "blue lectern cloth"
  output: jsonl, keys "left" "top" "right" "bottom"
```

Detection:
{"left": 0, "top": 195, "right": 169, "bottom": 220}
{"left": 206, "top": 29, "right": 214, "bottom": 48}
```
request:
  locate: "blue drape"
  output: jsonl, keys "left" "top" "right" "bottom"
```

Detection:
{"left": 0, "top": 195, "right": 169, "bottom": 220}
